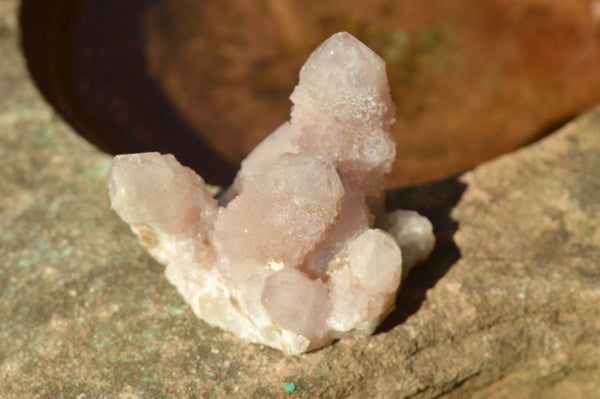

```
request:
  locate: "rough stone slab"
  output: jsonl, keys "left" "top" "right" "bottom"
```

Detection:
{"left": 1, "top": 0, "right": 600, "bottom": 397}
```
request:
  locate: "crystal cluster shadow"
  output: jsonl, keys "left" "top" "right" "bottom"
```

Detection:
{"left": 377, "top": 175, "right": 467, "bottom": 333}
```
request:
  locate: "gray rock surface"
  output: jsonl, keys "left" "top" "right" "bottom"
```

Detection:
{"left": 1, "top": 0, "right": 599, "bottom": 397}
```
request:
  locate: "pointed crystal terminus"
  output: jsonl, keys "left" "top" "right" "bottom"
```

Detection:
{"left": 108, "top": 32, "right": 435, "bottom": 355}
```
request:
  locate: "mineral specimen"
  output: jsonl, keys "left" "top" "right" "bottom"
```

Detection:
{"left": 108, "top": 32, "right": 435, "bottom": 355}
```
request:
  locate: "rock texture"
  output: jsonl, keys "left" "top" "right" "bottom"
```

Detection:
{"left": 2, "top": 0, "right": 600, "bottom": 397}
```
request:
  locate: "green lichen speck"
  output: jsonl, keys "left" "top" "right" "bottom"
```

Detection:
{"left": 283, "top": 382, "right": 296, "bottom": 393}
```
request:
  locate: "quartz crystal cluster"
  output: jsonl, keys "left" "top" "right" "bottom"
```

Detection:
{"left": 108, "top": 32, "right": 435, "bottom": 355}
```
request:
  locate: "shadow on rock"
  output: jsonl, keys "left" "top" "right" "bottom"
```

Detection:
{"left": 377, "top": 175, "right": 467, "bottom": 333}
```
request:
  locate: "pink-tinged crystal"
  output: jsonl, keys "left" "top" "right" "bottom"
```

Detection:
{"left": 108, "top": 152, "right": 217, "bottom": 239}
{"left": 261, "top": 267, "right": 331, "bottom": 350}
{"left": 227, "top": 32, "right": 396, "bottom": 208}
{"left": 213, "top": 153, "right": 343, "bottom": 278}
{"left": 107, "top": 32, "right": 435, "bottom": 355}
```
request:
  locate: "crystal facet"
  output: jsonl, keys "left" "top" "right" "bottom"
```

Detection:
{"left": 108, "top": 32, "right": 435, "bottom": 355}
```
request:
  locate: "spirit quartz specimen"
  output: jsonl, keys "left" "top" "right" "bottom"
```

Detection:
{"left": 108, "top": 32, "right": 435, "bottom": 355}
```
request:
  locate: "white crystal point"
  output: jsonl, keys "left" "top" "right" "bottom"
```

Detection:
{"left": 327, "top": 265, "right": 391, "bottom": 336}
{"left": 293, "top": 31, "right": 395, "bottom": 128}
{"left": 348, "top": 229, "right": 403, "bottom": 293}
{"left": 381, "top": 210, "right": 436, "bottom": 277}
{"left": 108, "top": 152, "right": 218, "bottom": 240}
{"left": 326, "top": 229, "right": 402, "bottom": 337}
{"left": 107, "top": 32, "right": 436, "bottom": 355}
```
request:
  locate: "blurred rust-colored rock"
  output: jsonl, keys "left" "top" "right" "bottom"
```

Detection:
{"left": 143, "top": 0, "right": 600, "bottom": 186}
{"left": 22, "top": 0, "right": 600, "bottom": 187}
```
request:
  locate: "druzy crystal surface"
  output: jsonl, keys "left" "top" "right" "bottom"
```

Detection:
{"left": 108, "top": 32, "right": 435, "bottom": 355}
